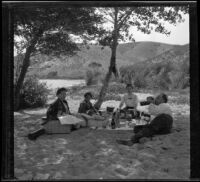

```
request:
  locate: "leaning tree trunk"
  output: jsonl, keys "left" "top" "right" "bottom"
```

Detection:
{"left": 94, "top": 8, "right": 119, "bottom": 110}
{"left": 14, "top": 31, "right": 42, "bottom": 111}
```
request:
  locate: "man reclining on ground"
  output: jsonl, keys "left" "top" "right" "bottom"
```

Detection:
{"left": 116, "top": 93, "right": 173, "bottom": 146}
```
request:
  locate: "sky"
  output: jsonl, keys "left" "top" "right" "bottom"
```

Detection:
{"left": 129, "top": 14, "right": 189, "bottom": 45}
{"left": 74, "top": 13, "right": 189, "bottom": 46}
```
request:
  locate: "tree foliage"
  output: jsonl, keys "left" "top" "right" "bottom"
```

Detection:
{"left": 14, "top": 7, "right": 104, "bottom": 57}
{"left": 94, "top": 6, "right": 189, "bottom": 109}
{"left": 97, "top": 6, "right": 189, "bottom": 47}
{"left": 14, "top": 6, "right": 104, "bottom": 110}
{"left": 119, "top": 58, "right": 189, "bottom": 90}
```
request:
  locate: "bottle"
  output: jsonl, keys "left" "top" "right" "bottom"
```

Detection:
{"left": 143, "top": 113, "right": 151, "bottom": 123}
{"left": 111, "top": 117, "right": 116, "bottom": 129}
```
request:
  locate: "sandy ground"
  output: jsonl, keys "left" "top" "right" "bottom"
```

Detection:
{"left": 14, "top": 93, "right": 190, "bottom": 180}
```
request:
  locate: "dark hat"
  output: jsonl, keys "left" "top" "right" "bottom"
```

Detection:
{"left": 84, "top": 92, "right": 93, "bottom": 98}
{"left": 56, "top": 87, "right": 68, "bottom": 96}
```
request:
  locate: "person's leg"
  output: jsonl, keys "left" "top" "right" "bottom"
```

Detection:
{"left": 116, "top": 125, "right": 154, "bottom": 146}
{"left": 116, "top": 114, "right": 173, "bottom": 146}
{"left": 133, "top": 125, "right": 146, "bottom": 134}
{"left": 131, "top": 114, "right": 173, "bottom": 142}
{"left": 28, "top": 128, "right": 46, "bottom": 140}
{"left": 131, "top": 125, "right": 154, "bottom": 142}
{"left": 149, "top": 114, "right": 173, "bottom": 134}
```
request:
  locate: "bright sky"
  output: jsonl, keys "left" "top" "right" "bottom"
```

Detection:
{"left": 130, "top": 14, "right": 189, "bottom": 45}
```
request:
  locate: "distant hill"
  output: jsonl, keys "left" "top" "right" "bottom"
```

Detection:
{"left": 17, "top": 41, "right": 189, "bottom": 79}
{"left": 119, "top": 43, "right": 189, "bottom": 90}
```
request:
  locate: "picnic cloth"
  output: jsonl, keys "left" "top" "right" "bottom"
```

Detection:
{"left": 58, "top": 115, "right": 85, "bottom": 125}
{"left": 95, "top": 119, "right": 148, "bottom": 130}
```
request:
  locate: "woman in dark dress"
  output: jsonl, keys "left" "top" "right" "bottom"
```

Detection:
{"left": 28, "top": 88, "right": 74, "bottom": 140}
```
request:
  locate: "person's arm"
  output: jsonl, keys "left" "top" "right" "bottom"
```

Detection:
{"left": 148, "top": 103, "right": 161, "bottom": 116}
{"left": 57, "top": 100, "right": 66, "bottom": 117}
{"left": 119, "top": 96, "right": 125, "bottom": 109}
{"left": 78, "top": 102, "right": 87, "bottom": 114}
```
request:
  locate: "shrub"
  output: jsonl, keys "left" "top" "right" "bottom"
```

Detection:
{"left": 107, "top": 82, "right": 126, "bottom": 94}
{"left": 19, "top": 76, "right": 50, "bottom": 109}
{"left": 104, "top": 93, "right": 121, "bottom": 101}
{"left": 85, "top": 69, "right": 102, "bottom": 86}
{"left": 134, "top": 75, "right": 147, "bottom": 89}
{"left": 46, "top": 71, "right": 57, "bottom": 78}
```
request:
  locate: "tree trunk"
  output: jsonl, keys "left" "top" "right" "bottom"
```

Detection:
{"left": 14, "top": 32, "right": 42, "bottom": 111}
{"left": 94, "top": 8, "right": 119, "bottom": 110}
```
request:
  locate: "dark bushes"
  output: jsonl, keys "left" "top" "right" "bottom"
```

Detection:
{"left": 19, "top": 76, "right": 50, "bottom": 109}
{"left": 119, "top": 60, "right": 189, "bottom": 91}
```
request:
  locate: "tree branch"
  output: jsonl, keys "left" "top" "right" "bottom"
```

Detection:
{"left": 104, "top": 16, "right": 114, "bottom": 24}
{"left": 117, "top": 9, "right": 133, "bottom": 30}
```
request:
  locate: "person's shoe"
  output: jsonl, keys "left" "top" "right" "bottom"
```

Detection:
{"left": 28, "top": 133, "right": 37, "bottom": 140}
{"left": 116, "top": 139, "right": 134, "bottom": 146}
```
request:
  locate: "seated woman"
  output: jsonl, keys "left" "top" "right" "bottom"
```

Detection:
{"left": 118, "top": 84, "right": 139, "bottom": 118}
{"left": 116, "top": 93, "right": 173, "bottom": 146}
{"left": 78, "top": 92, "right": 107, "bottom": 128}
{"left": 28, "top": 87, "right": 83, "bottom": 140}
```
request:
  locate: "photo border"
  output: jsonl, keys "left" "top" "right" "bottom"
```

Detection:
{"left": 2, "top": 1, "right": 199, "bottom": 180}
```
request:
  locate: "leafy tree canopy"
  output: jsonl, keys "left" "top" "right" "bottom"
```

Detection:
{"left": 96, "top": 6, "right": 189, "bottom": 47}
{"left": 14, "top": 7, "right": 105, "bottom": 57}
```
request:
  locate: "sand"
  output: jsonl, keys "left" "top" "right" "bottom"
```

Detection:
{"left": 14, "top": 93, "right": 190, "bottom": 180}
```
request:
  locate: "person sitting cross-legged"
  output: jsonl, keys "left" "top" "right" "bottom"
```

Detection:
{"left": 78, "top": 92, "right": 108, "bottom": 128}
{"left": 118, "top": 84, "right": 140, "bottom": 119}
{"left": 116, "top": 93, "right": 173, "bottom": 146}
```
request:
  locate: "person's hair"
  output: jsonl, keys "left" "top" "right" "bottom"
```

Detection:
{"left": 161, "top": 93, "right": 168, "bottom": 103}
{"left": 84, "top": 92, "right": 93, "bottom": 98}
{"left": 56, "top": 87, "right": 68, "bottom": 96}
{"left": 126, "top": 84, "right": 133, "bottom": 89}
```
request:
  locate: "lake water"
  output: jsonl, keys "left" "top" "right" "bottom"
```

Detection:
{"left": 39, "top": 79, "right": 85, "bottom": 90}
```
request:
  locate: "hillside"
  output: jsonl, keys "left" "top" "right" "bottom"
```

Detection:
{"left": 16, "top": 41, "right": 189, "bottom": 79}
{"left": 119, "top": 43, "right": 189, "bottom": 90}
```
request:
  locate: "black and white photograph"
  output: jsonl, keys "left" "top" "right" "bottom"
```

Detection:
{"left": 2, "top": 1, "right": 199, "bottom": 180}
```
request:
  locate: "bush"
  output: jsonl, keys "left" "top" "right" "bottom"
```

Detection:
{"left": 107, "top": 82, "right": 126, "bottom": 94}
{"left": 119, "top": 59, "right": 189, "bottom": 91}
{"left": 134, "top": 75, "right": 147, "bottom": 89}
{"left": 46, "top": 71, "right": 57, "bottom": 78}
{"left": 19, "top": 76, "right": 50, "bottom": 109}
{"left": 85, "top": 69, "right": 102, "bottom": 86}
{"left": 104, "top": 93, "right": 121, "bottom": 101}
